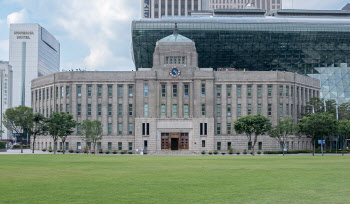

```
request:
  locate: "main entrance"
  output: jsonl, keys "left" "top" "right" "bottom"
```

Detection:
{"left": 161, "top": 133, "right": 189, "bottom": 150}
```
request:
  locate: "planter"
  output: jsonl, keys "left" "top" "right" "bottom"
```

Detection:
{"left": 128, "top": 151, "right": 133, "bottom": 154}
{"left": 221, "top": 153, "right": 226, "bottom": 155}
{"left": 236, "top": 153, "right": 240, "bottom": 155}
{"left": 113, "top": 151, "right": 117, "bottom": 154}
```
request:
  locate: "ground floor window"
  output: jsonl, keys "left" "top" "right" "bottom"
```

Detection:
{"left": 65, "top": 142, "right": 69, "bottom": 151}
{"left": 217, "top": 142, "right": 221, "bottom": 151}
{"left": 202, "top": 140, "right": 205, "bottom": 147}
{"left": 77, "top": 142, "right": 81, "bottom": 151}
{"left": 128, "top": 142, "right": 133, "bottom": 151}
{"left": 118, "top": 142, "right": 122, "bottom": 151}
{"left": 258, "top": 142, "right": 262, "bottom": 150}
{"left": 248, "top": 142, "right": 252, "bottom": 151}
{"left": 227, "top": 142, "right": 231, "bottom": 150}
{"left": 108, "top": 142, "right": 112, "bottom": 151}
{"left": 97, "top": 142, "right": 101, "bottom": 151}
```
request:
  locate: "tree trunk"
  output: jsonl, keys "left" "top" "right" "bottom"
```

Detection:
{"left": 322, "top": 135, "right": 324, "bottom": 156}
{"left": 32, "top": 136, "right": 36, "bottom": 154}
{"left": 54, "top": 138, "right": 57, "bottom": 154}
{"left": 62, "top": 138, "right": 66, "bottom": 154}
{"left": 20, "top": 136, "right": 23, "bottom": 153}
{"left": 329, "top": 135, "right": 332, "bottom": 153}
{"left": 313, "top": 138, "right": 315, "bottom": 156}
{"left": 282, "top": 141, "right": 285, "bottom": 156}
{"left": 94, "top": 143, "right": 96, "bottom": 155}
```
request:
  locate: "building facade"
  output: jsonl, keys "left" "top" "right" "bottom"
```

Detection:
{"left": 210, "top": 0, "right": 281, "bottom": 12}
{"left": 142, "top": 0, "right": 210, "bottom": 18}
{"left": 32, "top": 33, "right": 319, "bottom": 154}
{"left": 9, "top": 24, "right": 60, "bottom": 107}
{"left": 132, "top": 13, "right": 350, "bottom": 103}
{"left": 0, "top": 61, "right": 13, "bottom": 140}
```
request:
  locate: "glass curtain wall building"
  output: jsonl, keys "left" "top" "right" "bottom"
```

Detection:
{"left": 132, "top": 16, "right": 350, "bottom": 103}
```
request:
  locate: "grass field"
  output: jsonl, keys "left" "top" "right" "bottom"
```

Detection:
{"left": 0, "top": 155, "right": 350, "bottom": 203}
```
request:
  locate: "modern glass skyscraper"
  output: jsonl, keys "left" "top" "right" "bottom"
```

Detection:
{"left": 142, "top": 0, "right": 210, "bottom": 18}
{"left": 9, "top": 24, "right": 60, "bottom": 107}
{"left": 210, "top": 0, "right": 281, "bottom": 12}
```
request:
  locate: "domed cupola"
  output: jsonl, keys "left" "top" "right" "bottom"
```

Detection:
{"left": 153, "top": 23, "right": 198, "bottom": 68}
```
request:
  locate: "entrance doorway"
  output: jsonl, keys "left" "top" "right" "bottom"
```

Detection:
{"left": 171, "top": 138, "right": 179, "bottom": 150}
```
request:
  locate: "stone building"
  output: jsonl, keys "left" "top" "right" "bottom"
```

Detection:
{"left": 31, "top": 32, "right": 320, "bottom": 154}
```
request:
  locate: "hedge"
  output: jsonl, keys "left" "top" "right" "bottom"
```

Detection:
{"left": 264, "top": 150, "right": 313, "bottom": 154}
{"left": 0, "top": 141, "right": 6, "bottom": 149}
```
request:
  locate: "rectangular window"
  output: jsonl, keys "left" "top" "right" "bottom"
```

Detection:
{"left": 202, "top": 140, "right": 205, "bottom": 147}
{"left": 87, "top": 86, "right": 92, "bottom": 97}
{"left": 144, "top": 104, "right": 148, "bottom": 116}
{"left": 217, "top": 123, "right": 221, "bottom": 135}
{"left": 118, "top": 142, "right": 122, "bottom": 151}
{"left": 237, "top": 104, "right": 241, "bottom": 117}
{"left": 77, "top": 123, "right": 81, "bottom": 135}
{"left": 118, "top": 104, "right": 122, "bottom": 116}
{"left": 50, "top": 87, "right": 53, "bottom": 98}
{"left": 66, "top": 86, "right": 70, "bottom": 97}
{"left": 66, "top": 104, "right": 70, "bottom": 114}
{"left": 247, "top": 86, "right": 252, "bottom": 97}
{"left": 280, "top": 104, "right": 283, "bottom": 116}
{"left": 248, "top": 104, "right": 252, "bottom": 115}
{"left": 291, "top": 87, "right": 294, "bottom": 97}
{"left": 60, "top": 104, "right": 63, "bottom": 112}
{"left": 201, "top": 104, "right": 206, "bottom": 116}
{"left": 172, "top": 104, "right": 177, "bottom": 116}
{"left": 108, "top": 142, "right": 112, "bottom": 151}
{"left": 258, "top": 86, "right": 262, "bottom": 97}
{"left": 98, "top": 104, "right": 102, "bottom": 116}
{"left": 286, "top": 104, "right": 289, "bottom": 115}
{"left": 88, "top": 104, "right": 91, "bottom": 116}
{"left": 184, "top": 104, "right": 189, "bottom": 117}
{"left": 108, "top": 104, "right": 112, "bottom": 116}
{"left": 42, "top": 89, "right": 45, "bottom": 100}
{"left": 161, "top": 104, "right": 166, "bottom": 116}
{"left": 129, "top": 123, "right": 133, "bottom": 135}
{"left": 128, "top": 142, "right": 132, "bottom": 151}
{"left": 268, "top": 86, "right": 272, "bottom": 96}
{"left": 237, "top": 86, "right": 241, "bottom": 97}
{"left": 97, "top": 142, "right": 101, "bottom": 151}
{"left": 128, "top": 85, "right": 133, "bottom": 97}
{"left": 268, "top": 104, "right": 272, "bottom": 116}
{"left": 118, "top": 85, "right": 123, "bottom": 97}
{"left": 217, "top": 104, "right": 221, "bottom": 117}
{"left": 108, "top": 86, "right": 112, "bottom": 97}
{"left": 181, "top": 84, "right": 188, "bottom": 98}
{"left": 118, "top": 123, "right": 122, "bottom": 135}
{"left": 77, "top": 142, "right": 81, "bottom": 150}
{"left": 217, "top": 142, "right": 221, "bottom": 151}
{"left": 217, "top": 85, "right": 221, "bottom": 97}
{"left": 56, "top": 87, "right": 58, "bottom": 97}
{"left": 291, "top": 105, "right": 294, "bottom": 117}
{"left": 297, "top": 87, "right": 299, "bottom": 100}
{"left": 172, "top": 84, "right": 177, "bottom": 97}
{"left": 129, "top": 104, "right": 133, "bottom": 116}
{"left": 280, "top": 86, "right": 283, "bottom": 97}
{"left": 98, "top": 86, "right": 102, "bottom": 97}
{"left": 77, "top": 86, "right": 81, "bottom": 97}
{"left": 286, "top": 86, "right": 289, "bottom": 97}
{"left": 201, "top": 83, "right": 205, "bottom": 97}
{"left": 227, "top": 123, "right": 231, "bottom": 134}
{"left": 248, "top": 142, "right": 252, "bottom": 150}
{"left": 227, "top": 104, "right": 231, "bottom": 117}
{"left": 77, "top": 104, "right": 81, "bottom": 116}
{"left": 144, "top": 84, "right": 148, "bottom": 97}
{"left": 142, "top": 123, "right": 150, "bottom": 136}
{"left": 227, "top": 85, "right": 231, "bottom": 97}
{"left": 108, "top": 123, "right": 112, "bottom": 135}
{"left": 161, "top": 84, "right": 166, "bottom": 97}
{"left": 258, "top": 142, "right": 262, "bottom": 150}
{"left": 227, "top": 142, "right": 231, "bottom": 150}
{"left": 65, "top": 142, "right": 69, "bottom": 151}
{"left": 60, "top": 86, "right": 64, "bottom": 98}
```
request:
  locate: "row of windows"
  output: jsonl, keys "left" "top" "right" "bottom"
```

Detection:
{"left": 37, "top": 141, "right": 133, "bottom": 151}
{"left": 217, "top": 103, "right": 296, "bottom": 117}
{"left": 165, "top": 56, "right": 186, "bottom": 65}
{"left": 77, "top": 123, "right": 133, "bottom": 136}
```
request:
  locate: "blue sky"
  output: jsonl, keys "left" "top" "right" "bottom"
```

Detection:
{"left": 0, "top": 0, "right": 349, "bottom": 71}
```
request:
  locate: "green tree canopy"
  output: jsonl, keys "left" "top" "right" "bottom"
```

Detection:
{"left": 234, "top": 114, "right": 271, "bottom": 155}
{"left": 337, "top": 119, "right": 350, "bottom": 156}
{"left": 2, "top": 106, "right": 33, "bottom": 153}
{"left": 268, "top": 117, "right": 296, "bottom": 156}
{"left": 80, "top": 119, "right": 103, "bottom": 154}
{"left": 31, "top": 113, "right": 47, "bottom": 153}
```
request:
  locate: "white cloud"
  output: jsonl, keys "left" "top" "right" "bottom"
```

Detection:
{"left": 0, "top": 40, "right": 9, "bottom": 61}
{"left": 6, "top": 9, "right": 28, "bottom": 25}
{"left": 283, "top": 0, "right": 347, "bottom": 9}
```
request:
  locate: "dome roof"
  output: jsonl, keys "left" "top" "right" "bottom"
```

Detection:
{"left": 158, "top": 33, "right": 193, "bottom": 42}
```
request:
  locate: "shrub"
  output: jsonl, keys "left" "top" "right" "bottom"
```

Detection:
{"left": 0, "top": 141, "right": 6, "bottom": 149}
{"left": 257, "top": 150, "right": 261, "bottom": 154}
{"left": 221, "top": 152, "right": 226, "bottom": 155}
{"left": 201, "top": 150, "right": 206, "bottom": 154}
{"left": 128, "top": 150, "right": 133, "bottom": 154}
{"left": 42, "top": 148, "right": 47, "bottom": 152}
{"left": 75, "top": 150, "right": 80, "bottom": 153}
{"left": 57, "top": 149, "right": 61, "bottom": 152}
{"left": 99, "top": 149, "right": 103, "bottom": 154}
{"left": 236, "top": 150, "right": 240, "bottom": 155}
{"left": 214, "top": 150, "right": 218, "bottom": 154}
{"left": 69, "top": 149, "right": 74, "bottom": 153}
{"left": 121, "top": 150, "right": 126, "bottom": 154}
{"left": 83, "top": 146, "right": 88, "bottom": 153}
{"left": 263, "top": 150, "right": 313, "bottom": 154}
{"left": 105, "top": 150, "right": 110, "bottom": 154}
{"left": 243, "top": 149, "right": 247, "bottom": 154}
{"left": 13, "top": 144, "right": 21, "bottom": 148}
{"left": 228, "top": 147, "right": 233, "bottom": 154}
{"left": 48, "top": 146, "right": 52, "bottom": 152}
{"left": 208, "top": 151, "right": 213, "bottom": 155}
{"left": 113, "top": 150, "right": 117, "bottom": 154}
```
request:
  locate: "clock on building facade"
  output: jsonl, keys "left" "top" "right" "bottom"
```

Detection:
{"left": 169, "top": 66, "right": 181, "bottom": 78}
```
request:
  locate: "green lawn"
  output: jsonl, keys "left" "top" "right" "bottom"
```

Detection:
{"left": 0, "top": 155, "right": 349, "bottom": 203}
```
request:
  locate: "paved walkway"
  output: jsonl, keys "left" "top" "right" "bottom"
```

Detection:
{"left": 1, "top": 149, "right": 350, "bottom": 156}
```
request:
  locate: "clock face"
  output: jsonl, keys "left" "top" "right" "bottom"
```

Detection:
{"left": 169, "top": 66, "right": 181, "bottom": 78}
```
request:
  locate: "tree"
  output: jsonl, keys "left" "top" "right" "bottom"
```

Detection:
{"left": 297, "top": 112, "right": 337, "bottom": 156}
{"left": 304, "top": 97, "right": 324, "bottom": 114}
{"left": 268, "top": 117, "right": 296, "bottom": 156}
{"left": 46, "top": 112, "right": 77, "bottom": 154}
{"left": 337, "top": 120, "right": 350, "bottom": 156}
{"left": 234, "top": 114, "right": 271, "bottom": 155}
{"left": 31, "top": 113, "right": 47, "bottom": 153}
{"left": 2, "top": 106, "right": 33, "bottom": 153}
{"left": 80, "top": 119, "right": 103, "bottom": 155}
{"left": 338, "top": 102, "right": 350, "bottom": 120}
